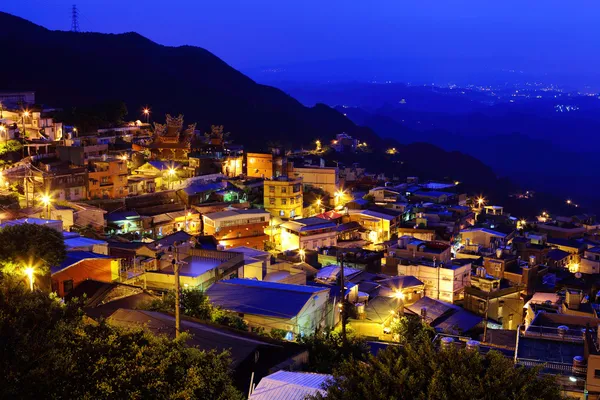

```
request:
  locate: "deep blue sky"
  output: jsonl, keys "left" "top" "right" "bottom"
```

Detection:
{"left": 3, "top": 0, "right": 599, "bottom": 80}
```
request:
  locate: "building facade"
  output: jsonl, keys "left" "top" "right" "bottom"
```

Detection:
{"left": 246, "top": 153, "right": 273, "bottom": 178}
{"left": 288, "top": 165, "right": 339, "bottom": 197}
{"left": 264, "top": 177, "right": 303, "bottom": 219}
{"left": 396, "top": 260, "right": 471, "bottom": 303}
{"left": 203, "top": 209, "right": 271, "bottom": 250}
{"left": 88, "top": 158, "right": 128, "bottom": 199}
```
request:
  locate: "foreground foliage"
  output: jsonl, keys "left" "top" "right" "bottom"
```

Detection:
{"left": 309, "top": 332, "right": 564, "bottom": 400}
{"left": 0, "top": 223, "right": 66, "bottom": 275}
{"left": 0, "top": 281, "right": 244, "bottom": 399}
{"left": 142, "top": 287, "right": 248, "bottom": 331}
{"left": 298, "top": 330, "right": 370, "bottom": 374}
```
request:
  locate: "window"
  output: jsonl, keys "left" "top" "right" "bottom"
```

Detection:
{"left": 63, "top": 280, "right": 74, "bottom": 294}
{"left": 269, "top": 198, "right": 275, "bottom": 205}
{"left": 595, "top": 369, "right": 600, "bottom": 379}
{"left": 281, "top": 187, "right": 287, "bottom": 194}
{"left": 280, "top": 210, "right": 285, "bottom": 217}
{"left": 281, "top": 199, "right": 287, "bottom": 205}
{"left": 269, "top": 186, "right": 275, "bottom": 193}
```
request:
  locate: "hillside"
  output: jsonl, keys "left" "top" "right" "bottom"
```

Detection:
{"left": 0, "top": 12, "right": 506, "bottom": 190}
{"left": 0, "top": 12, "right": 361, "bottom": 150}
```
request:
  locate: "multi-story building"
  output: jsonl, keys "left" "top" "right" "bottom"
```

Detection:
{"left": 203, "top": 209, "right": 271, "bottom": 250}
{"left": 483, "top": 251, "right": 541, "bottom": 296}
{"left": 288, "top": 164, "right": 339, "bottom": 197}
{"left": 280, "top": 217, "right": 338, "bottom": 251}
{"left": 464, "top": 267, "right": 524, "bottom": 330}
{"left": 26, "top": 159, "right": 88, "bottom": 203}
{"left": 350, "top": 208, "right": 402, "bottom": 243}
{"left": 396, "top": 259, "right": 472, "bottom": 303}
{"left": 88, "top": 157, "right": 128, "bottom": 199}
{"left": 579, "top": 246, "right": 600, "bottom": 274}
{"left": 264, "top": 177, "right": 303, "bottom": 219}
{"left": 246, "top": 153, "right": 273, "bottom": 178}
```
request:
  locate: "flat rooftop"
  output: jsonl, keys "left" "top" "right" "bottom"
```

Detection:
{"left": 160, "top": 256, "right": 222, "bottom": 277}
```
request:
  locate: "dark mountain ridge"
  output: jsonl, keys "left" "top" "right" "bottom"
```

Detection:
{"left": 0, "top": 12, "right": 518, "bottom": 199}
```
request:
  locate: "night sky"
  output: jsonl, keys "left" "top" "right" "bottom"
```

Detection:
{"left": 3, "top": 1, "right": 599, "bottom": 76}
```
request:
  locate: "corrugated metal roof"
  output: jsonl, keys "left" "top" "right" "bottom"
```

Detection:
{"left": 64, "top": 237, "right": 107, "bottom": 249}
{"left": 206, "top": 279, "right": 328, "bottom": 319}
{"left": 250, "top": 370, "right": 330, "bottom": 400}
{"left": 51, "top": 251, "right": 113, "bottom": 274}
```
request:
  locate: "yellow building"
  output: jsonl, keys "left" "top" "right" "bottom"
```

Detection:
{"left": 222, "top": 155, "right": 243, "bottom": 177}
{"left": 264, "top": 177, "right": 303, "bottom": 219}
{"left": 246, "top": 153, "right": 273, "bottom": 178}
{"left": 288, "top": 165, "right": 339, "bottom": 197}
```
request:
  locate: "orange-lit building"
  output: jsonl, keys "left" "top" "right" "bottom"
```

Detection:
{"left": 203, "top": 209, "right": 271, "bottom": 250}
{"left": 246, "top": 153, "right": 273, "bottom": 178}
{"left": 88, "top": 157, "right": 128, "bottom": 199}
{"left": 51, "top": 251, "right": 120, "bottom": 297}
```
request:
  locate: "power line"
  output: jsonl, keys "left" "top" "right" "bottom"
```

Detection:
{"left": 71, "top": 4, "right": 80, "bottom": 33}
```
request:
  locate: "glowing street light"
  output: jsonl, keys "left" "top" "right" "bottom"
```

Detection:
{"left": 299, "top": 248, "right": 306, "bottom": 262}
{"left": 476, "top": 196, "right": 485, "bottom": 207}
{"left": 22, "top": 110, "right": 30, "bottom": 118}
{"left": 167, "top": 167, "right": 177, "bottom": 189}
{"left": 142, "top": 107, "right": 150, "bottom": 123}
{"left": 39, "top": 193, "right": 52, "bottom": 219}
{"left": 24, "top": 266, "right": 34, "bottom": 292}
{"left": 394, "top": 291, "right": 405, "bottom": 300}
{"left": 566, "top": 199, "right": 572, "bottom": 205}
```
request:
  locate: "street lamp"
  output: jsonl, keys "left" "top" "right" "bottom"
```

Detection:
{"left": 167, "top": 167, "right": 176, "bottom": 189}
{"left": 394, "top": 290, "right": 405, "bottom": 314}
{"left": 72, "top": 127, "right": 78, "bottom": 138}
{"left": 39, "top": 193, "right": 52, "bottom": 219}
{"left": 299, "top": 248, "right": 306, "bottom": 262}
{"left": 143, "top": 108, "right": 150, "bottom": 123}
{"left": 24, "top": 266, "right": 34, "bottom": 292}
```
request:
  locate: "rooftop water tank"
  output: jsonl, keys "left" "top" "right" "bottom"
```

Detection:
{"left": 440, "top": 336, "right": 454, "bottom": 349}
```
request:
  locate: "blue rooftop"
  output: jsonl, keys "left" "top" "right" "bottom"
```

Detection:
{"left": 413, "top": 190, "right": 453, "bottom": 198}
{"left": 183, "top": 181, "right": 228, "bottom": 195}
{"left": 206, "top": 279, "right": 328, "bottom": 318}
{"left": 106, "top": 211, "right": 140, "bottom": 222}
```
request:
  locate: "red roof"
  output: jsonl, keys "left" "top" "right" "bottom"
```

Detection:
{"left": 316, "top": 210, "right": 343, "bottom": 220}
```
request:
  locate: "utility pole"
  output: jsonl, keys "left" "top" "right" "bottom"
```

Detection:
{"left": 482, "top": 295, "right": 490, "bottom": 342}
{"left": 171, "top": 241, "right": 182, "bottom": 338}
{"left": 338, "top": 250, "right": 347, "bottom": 345}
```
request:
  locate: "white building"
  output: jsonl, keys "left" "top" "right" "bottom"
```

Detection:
{"left": 280, "top": 217, "right": 338, "bottom": 251}
{"left": 397, "top": 260, "right": 471, "bottom": 303}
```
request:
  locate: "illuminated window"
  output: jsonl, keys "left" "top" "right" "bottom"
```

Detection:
{"left": 269, "top": 198, "right": 275, "bottom": 205}
{"left": 281, "top": 199, "right": 287, "bottom": 205}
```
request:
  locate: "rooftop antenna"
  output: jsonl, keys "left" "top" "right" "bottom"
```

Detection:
{"left": 71, "top": 4, "right": 80, "bottom": 32}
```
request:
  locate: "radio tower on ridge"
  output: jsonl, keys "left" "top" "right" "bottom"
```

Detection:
{"left": 71, "top": 4, "right": 80, "bottom": 32}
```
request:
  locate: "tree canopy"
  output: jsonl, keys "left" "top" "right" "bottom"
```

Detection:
{"left": 309, "top": 333, "right": 564, "bottom": 400}
{"left": 298, "top": 330, "right": 370, "bottom": 374}
{"left": 0, "top": 223, "right": 66, "bottom": 275}
{"left": 142, "top": 287, "right": 248, "bottom": 331}
{"left": 0, "top": 281, "right": 244, "bottom": 399}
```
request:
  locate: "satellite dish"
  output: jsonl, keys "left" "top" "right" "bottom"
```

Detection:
{"left": 575, "top": 272, "right": 583, "bottom": 279}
